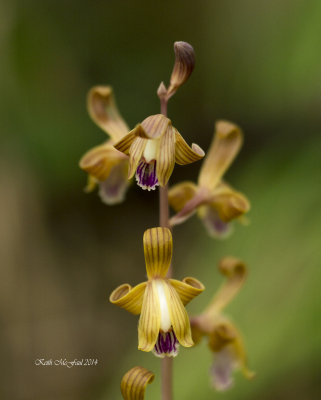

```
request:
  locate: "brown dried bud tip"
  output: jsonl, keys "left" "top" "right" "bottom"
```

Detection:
{"left": 167, "top": 41, "right": 195, "bottom": 99}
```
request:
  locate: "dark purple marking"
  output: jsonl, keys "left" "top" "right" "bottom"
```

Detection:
{"left": 135, "top": 160, "right": 159, "bottom": 190}
{"left": 153, "top": 330, "right": 179, "bottom": 358}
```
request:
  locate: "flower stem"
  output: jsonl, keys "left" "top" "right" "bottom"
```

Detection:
{"left": 159, "top": 96, "right": 173, "bottom": 400}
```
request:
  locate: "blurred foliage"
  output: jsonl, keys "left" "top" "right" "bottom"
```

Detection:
{"left": 0, "top": 0, "right": 320, "bottom": 399}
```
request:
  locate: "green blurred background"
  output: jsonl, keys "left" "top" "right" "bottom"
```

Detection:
{"left": 0, "top": 0, "right": 320, "bottom": 399}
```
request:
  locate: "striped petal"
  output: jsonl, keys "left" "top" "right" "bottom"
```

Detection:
{"left": 156, "top": 125, "right": 176, "bottom": 186}
{"left": 143, "top": 227, "right": 172, "bottom": 279}
{"left": 87, "top": 86, "right": 129, "bottom": 142}
{"left": 109, "top": 282, "right": 147, "bottom": 315}
{"left": 198, "top": 120, "right": 243, "bottom": 191}
{"left": 164, "top": 281, "right": 194, "bottom": 347}
{"left": 169, "top": 277, "right": 205, "bottom": 306}
{"left": 141, "top": 114, "right": 171, "bottom": 139}
{"left": 121, "top": 366, "right": 154, "bottom": 400}
{"left": 114, "top": 124, "right": 148, "bottom": 155}
{"left": 175, "top": 129, "right": 205, "bottom": 165}
{"left": 167, "top": 41, "right": 195, "bottom": 99}
{"left": 210, "top": 182, "right": 250, "bottom": 222}
{"left": 79, "top": 141, "right": 127, "bottom": 181}
{"left": 204, "top": 257, "right": 247, "bottom": 315}
{"left": 138, "top": 280, "right": 161, "bottom": 352}
{"left": 128, "top": 137, "right": 148, "bottom": 179}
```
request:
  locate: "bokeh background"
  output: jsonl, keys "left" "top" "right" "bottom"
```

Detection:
{"left": 1, "top": 0, "right": 320, "bottom": 399}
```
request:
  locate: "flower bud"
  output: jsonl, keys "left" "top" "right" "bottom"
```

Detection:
{"left": 167, "top": 41, "right": 195, "bottom": 99}
{"left": 121, "top": 366, "right": 154, "bottom": 399}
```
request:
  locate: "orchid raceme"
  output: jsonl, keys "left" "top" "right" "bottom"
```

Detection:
{"left": 109, "top": 227, "right": 205, "bottom": 357}
{"left": 169, "top": 120, "right": 250, "bottom": 238}
{"left": 121, "top": 366, "right": 154, "bottom": 400}
{"left": 79, "top": 86, "right": 131, "bottom": 205}
{"left": 114, "top": 114, "right": 205, "bottom": 191}
{"left": 190, "top": 257, "right": 254, "bottom": 391}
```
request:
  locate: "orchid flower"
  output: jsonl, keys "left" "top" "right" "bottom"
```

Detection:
{"left": 79, "top": 86, "right": 130, "bottom": 205}
{"left": 190, "top": 257, "right": 254, "bottom": 390}
{"left": 114, "top": 114, "right": 205, "bottom": 191}
{"left": 169, "top": 120, "right": 250, "bottom": 238}
{"left": 110, "top": 227, "right": 205, "bottom": 357}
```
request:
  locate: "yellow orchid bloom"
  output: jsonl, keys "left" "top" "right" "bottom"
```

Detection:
{"left": 114, "top": 114, "right": 204, "bottom": 191}
{"left": 110, "top": 227, "right": 205, "bottom": 357}
{"left": 190, "top": 257, "right": 255, "bottom": 391}
{"left": 169, "top": 120, "right": 250, "bottom": 238}
{"left": 79, "top": 86, "right": 130, "bottom": 205}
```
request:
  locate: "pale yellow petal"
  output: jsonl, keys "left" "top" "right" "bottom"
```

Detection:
{"left": 138, "top": 280, "right": 161, "bottom": 352}
{"left": 204, "top": 257, "right": 247, "bottom": 314}
{"left": 87, "top": 86, "right": 129, "bottom": 142}
{"left": 121, "top": 366, "right": 155, "bottom": 400}
{"left": 168, "top": 181, "right": 198, "bottom": 212}
{"left": 109, "top": 282, "right": 147, "bottom": 315}
{"left": 169, "top": 277, "right": 205, "bottom": 306}
{"left": 143, "top": 227, "right": 172, "bottom": 279}
{"left": 164, "top": 281, "right": 193, "bottom": 347}
{"left": 156, "top": 125, "right": 176, "bottom": 186}
{"left": 198, "top": 120, "right": 243, "bottom": 191}
{"left": 210, "top": 182, "right": 250, "bottom": 222}
{"left": 128, "top": 137, "right": 148, "bottom": 179}
{"left": 141, "top": 114, "right": 171, "bottom": 139}
{"left": 114, "top": 124, "right": 148, "bottom": 155}
{"left": 169, "top": 183, "right": 208, "bottom": 227}
{"left": 79, "top": 141, "right": 127, "bottom": 181}
{"left": 175, "top": 129, "right": 205, "bottom": 165}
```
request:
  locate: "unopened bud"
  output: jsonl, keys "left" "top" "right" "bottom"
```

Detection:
{"left": 157, "top": 81, "right": 167, "bottom": 100}
{"left": 167, "top": 41, "right": 195, "bottom": 99}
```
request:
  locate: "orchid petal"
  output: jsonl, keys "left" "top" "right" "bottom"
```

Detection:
{"left": 87, "top": 86, "right": 129, "bottom": 142}
{"left": 138, "top": 280, "right": 161, "bottom": 352}
{"left": 79, "top": 141, "right": 127, "bottom": 181}
{"left": 109, "top": 282, "right": 147, "bottom": 315}
{"left": 169, "top": 182, "right": 207, "bottom": 226}
{"left": 114, "top": 124, "right": 148, "bottom": 155}
{"left": 210, "top": 182, "right": 250, "bottom": 222}
{"left": 164, "top": 281, "right": 194, "bottom": 347}
{"left": 156, "top": 125, "right": 176, "bottom": 186}
{"left": 128, "top": 137, "right": 148, "bottom": 179}
{"left": 98, "top": 161, "right": 129, "bottom": 205}
{"left": 204, "top": 257, "right": 247, "bottom": 314}
{"left": 175, "top": 129, "right": 205, "bottom": 165}
{"left": 198, "top": 205, "right": 233, "bottom": 239}
{"left": 168, "top": 181, "right": 198, "bottom": 212}
{"left": 198, "top": 120, "right": 243, "bottom": 191}
{"left": 169, "top": 277, "right": 205, "bottom": 306}
{"left": 209, "top": 321, "right": 255, "bottom": 390}
{"left": 143, "top": 227, "right": 172, "bottom": 279}
{"left": 121, "top": 366, "right": 154, "bottom": 400}
{"left": 141, "top": 114, "right": 171, "bottom": 139}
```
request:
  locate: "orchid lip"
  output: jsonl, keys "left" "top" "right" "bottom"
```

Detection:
{"left": 152, "top": 330, "right": 179, "bottom": 358}
{"left": 135, "top": 159, "right": 159, "bottom": 191}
